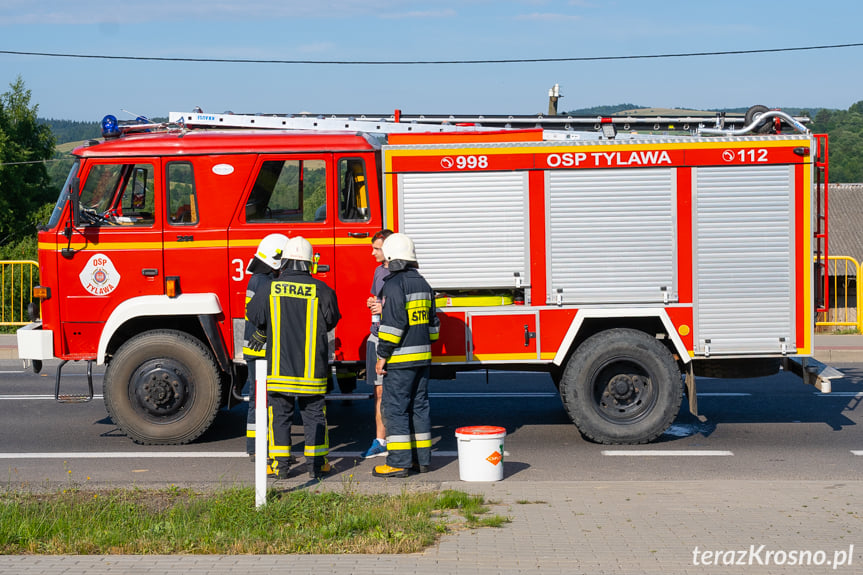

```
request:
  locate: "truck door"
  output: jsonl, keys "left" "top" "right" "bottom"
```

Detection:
{"left": 333, "top": 154, "right": 383, "bottom": 363}
{"left": 58, "top": 159, "right": 163, "bottom": 358}
{"left": 227, "top": 154, "right": 335, "bottom": 359}
{"left": 161, "top": 158, "right": 233, "bottom": 353}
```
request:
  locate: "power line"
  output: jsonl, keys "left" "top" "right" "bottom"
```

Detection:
{"left": 1, "top": 42, "right": 862, "bottom": 65}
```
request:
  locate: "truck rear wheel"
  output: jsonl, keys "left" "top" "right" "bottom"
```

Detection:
{"left": 559, "top": 328, "right": 682, "bottom": 444}
{"left": 103, "top": 330, "right": 222, "bottom": 445}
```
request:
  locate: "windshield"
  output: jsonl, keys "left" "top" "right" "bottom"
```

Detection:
{"left": 46, "top": 161, "right": 80, "bottom": 230}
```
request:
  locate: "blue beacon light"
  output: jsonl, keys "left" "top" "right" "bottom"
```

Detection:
{"left": 101, "top": 114, "right": 120, "bottom": 138}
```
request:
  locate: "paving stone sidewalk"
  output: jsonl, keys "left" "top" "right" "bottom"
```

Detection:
{"left": 1, "top": 480, "right": 860, "bottom": 574}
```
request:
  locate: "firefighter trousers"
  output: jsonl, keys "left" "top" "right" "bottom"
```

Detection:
{"left": 381, "top": 366, "right": 431, "bottom": 469}
{"left": 267, "top": 393, "right": 328, "bottom": 476}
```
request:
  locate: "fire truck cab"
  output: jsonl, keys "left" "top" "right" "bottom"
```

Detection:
{"left": 24, "top": 128, "right": 384, "bottom": 444}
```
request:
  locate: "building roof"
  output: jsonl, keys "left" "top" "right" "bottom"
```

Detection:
{"left": 828, "top": 183, "right": 863, "bottom": 276}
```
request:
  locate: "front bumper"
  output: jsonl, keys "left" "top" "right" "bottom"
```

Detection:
{"left": 16, "top": 322, "right": 55, "bottom": 360}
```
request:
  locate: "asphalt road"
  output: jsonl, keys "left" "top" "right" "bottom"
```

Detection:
{"left": 1, "top": 359, "right": 861, "bottom": 488}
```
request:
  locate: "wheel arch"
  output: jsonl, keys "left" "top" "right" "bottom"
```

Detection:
{"left": 97, "top": 294, "right": 223, "bottom": 365}
{"left": 552, "top": 308, "right": 691, "bottom": 370}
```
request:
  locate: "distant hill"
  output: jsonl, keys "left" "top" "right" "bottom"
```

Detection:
{"left": 39, "top": 118, "right": 101, "bottom": 144}
{"left": 39, "top": 117, "right": 168, "bottom": 145}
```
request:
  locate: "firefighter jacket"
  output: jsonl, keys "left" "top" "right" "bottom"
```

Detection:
{"left": 376, "top": 268, "right": 440, "bottom": 369}
{"left": 242, "top": 271, "right": 272, "bottom": 359}
{"left": 247, "top": 269, "right": 341, "bottom": 395}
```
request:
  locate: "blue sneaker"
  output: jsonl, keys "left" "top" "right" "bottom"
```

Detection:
{"left": 362, "top": 439, "right": 388, "bottom": 459}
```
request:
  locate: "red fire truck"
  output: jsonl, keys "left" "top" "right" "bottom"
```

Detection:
{"left": 17, "top": 106, "right": 835, "bottom": 445}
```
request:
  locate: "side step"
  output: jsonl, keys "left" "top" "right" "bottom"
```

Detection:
{"left": 54, "top": 359, "right": 94, "bottom": 403}
{"left": 782, "top": 356, "right": 844, "bottom": 393}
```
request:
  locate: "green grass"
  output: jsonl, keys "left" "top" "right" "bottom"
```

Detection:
{"left": 0, "top": 486, "right": 509, "bottom": 554}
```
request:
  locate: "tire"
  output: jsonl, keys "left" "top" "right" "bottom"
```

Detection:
{"left": 103, "top": 330, "right": 222, "bottom": 445}
{"left": 559, "top": 328, "right": 682, "bottom": 444}
{"left": 744, "top": 104, "right": 773, "bottom": 134}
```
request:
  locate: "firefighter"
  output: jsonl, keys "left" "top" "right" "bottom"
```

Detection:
{"left": 242, "top": 233, "right": 289, "bottom": 459}
{"left": 373, "top": 233, "right": 440, "bottom": 478}
{"left": 246, "top": 236, "right": 341, "bottom": 479}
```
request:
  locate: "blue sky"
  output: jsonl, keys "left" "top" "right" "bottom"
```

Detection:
{"left": 0, "top": 0, "right": 861, "bottom": 121}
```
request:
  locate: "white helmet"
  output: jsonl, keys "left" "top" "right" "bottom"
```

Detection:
{"left": 382, "top": 233, "right": 417, "bottom": 263}
{"left": 284, "top": 236, "right": 314, "bottom": 262}
{"left": 249, "top": 233, "right": 289, "bottom": 272}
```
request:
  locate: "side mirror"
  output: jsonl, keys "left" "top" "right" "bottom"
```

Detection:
{"left": 69, "top": 176, "right": 81, "bottom": 227}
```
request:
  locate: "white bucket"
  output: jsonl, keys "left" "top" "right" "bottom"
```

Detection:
{"left": 454, "top": 426, "right": 506, "bottom": 482}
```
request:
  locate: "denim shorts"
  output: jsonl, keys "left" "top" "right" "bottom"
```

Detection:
{"left": 366, "top": 334, "right": 384, "bottom": 386}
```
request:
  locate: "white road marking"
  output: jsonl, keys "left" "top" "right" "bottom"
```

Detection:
{"left": 698, "top": 393, "right": 751, "bottom": 397}
{"left": 0, "top": 452, "right": 250, "bottom": 459}
{"left": 816, "top": 392, "right": 863, "bottom": 397}
{"left": 852, "top": 451, "right": 863, "bottom": 456}
{"left": 430, "top": 392, "right": 558, "bottom": 398}
{"left": 0, "top": 395, "right": 105, "bottom": 400}
{"left": 602, "top": 450, "right": 733, "bottom": 456}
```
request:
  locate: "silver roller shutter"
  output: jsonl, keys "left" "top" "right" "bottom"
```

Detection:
{"left": 399, "top": 171, "right": 529, "bottom": 290}
{"left": 546, "top": 168, "right": 677, "bottom": 304}
{"left": 693, "top": 165, "right": 795, "bottom": 354}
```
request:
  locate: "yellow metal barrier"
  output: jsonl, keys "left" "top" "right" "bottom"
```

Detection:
{"left": 0, "top": 260, "right": 39, "bottom": 326}
{"left": 816, "top": 255, "right": 862, "bottom": 333}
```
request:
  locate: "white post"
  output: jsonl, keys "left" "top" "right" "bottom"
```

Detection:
{"left": 254, "top": 359, "right": 268, "bottom": 508}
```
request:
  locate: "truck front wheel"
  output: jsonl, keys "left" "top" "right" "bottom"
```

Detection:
{"left": 559, "top": 328, "right": 682, "bottom": 444}
{"left": 103, "top": 330, "right": 222, "bottom": 445}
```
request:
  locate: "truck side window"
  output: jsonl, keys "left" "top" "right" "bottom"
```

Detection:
{"left": 78, "top": 163, "right": 155, "bottom": 226}
{"left": 117, "top": 164, "right": 155, "bottom": 225}
{"left": 80, "top": 164, "right": 123, "bottom": 216}
{"left": 338, "top": 158, "right": 370, "bottom": 222}
{"left": 246, "top": 159, "right": 327, "bottom": 223}
{"left": 167, "top": 162, "right": 198, "bottom": 225}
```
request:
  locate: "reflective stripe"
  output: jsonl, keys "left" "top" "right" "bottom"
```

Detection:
{"left": 267, "top": 378, "right": 327, "bottom": 395}
{"left": 387, "top": 441, "right": 412, "bottom": 452}
{"left": 388, "top": 434, "right": 411, "bottom": 444}
{"left": 387, "top": 352, "right": 432, "bottom": 364}
{"left": 304, "top": 444, "right": 329, "bottom": 457}
{"left": 414, "top": 432, "right": 431, "bottom": 441}
{"left": 304, "top": 297, "right": 317, "bottom": 381}
{"left": 268, "top": 405, "right": 275, "bottom": 453}
{"left": 392, "top": 345, "right": 431, "bottom": 356}
{"left": 378, "top": 331, "right": 401, "bottom": 344}
{"left": 405, "top": 298, "right": 431, "bottom": 310}
{"left": 379, "top": 325, "right": 404, "bottom": 338}
{"left": 389, "top": 344, "right": 432, "bottom": 363}
{"left": 269, "top": 446, "right": 292, "bottom": 457}
{"left": 405, "top": 291, "right": 432, "bottom": 303}
{"left": 243, "top": 345, "right": 266, "bottom": 357}
{"left": 413, "top": 438, "right": 432, "bottom": 448}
